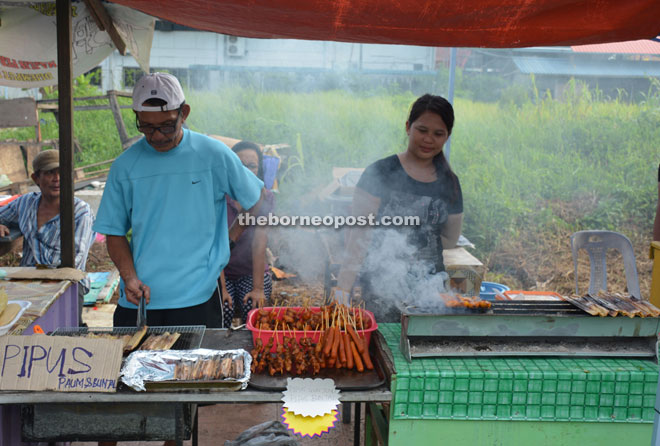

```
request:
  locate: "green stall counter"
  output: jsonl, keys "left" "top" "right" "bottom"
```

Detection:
{"left": 375, "top": 323, "right": 658, "bottom": 446}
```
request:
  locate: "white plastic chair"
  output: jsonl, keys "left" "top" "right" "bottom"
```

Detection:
{"left": 570, "top": 230, "right": 641, "bottom": 299}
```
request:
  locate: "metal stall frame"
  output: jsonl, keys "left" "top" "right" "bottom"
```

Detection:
{"left": 0, "top": 329, "right": 393, "bottom": 446}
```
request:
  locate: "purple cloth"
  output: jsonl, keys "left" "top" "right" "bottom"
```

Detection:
{"left": 0, "top": 283, "right": 78, "bottom": 446}
{"left": 225, "top": 189, "right": 274, "bottom": 279}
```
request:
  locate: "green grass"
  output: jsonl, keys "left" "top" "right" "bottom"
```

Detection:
{"left": 1, "top": 75, "right": 657, "bottom": 262}
{"left": 187, "top": 82, "right": 657, "bottom": 258}
{"left": 0, "top": 74, "right": 138, "bottom": 168}
{"left": 450, "top": 83, "right": 658, "bottom": 255}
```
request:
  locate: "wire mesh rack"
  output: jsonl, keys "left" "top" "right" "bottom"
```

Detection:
{"left": 50, "top": 325, "right": 206, "bottom": 351}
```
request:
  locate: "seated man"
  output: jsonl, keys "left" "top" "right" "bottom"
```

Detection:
{"left": 0, "top": 149, "right": 95, "bottom": 326}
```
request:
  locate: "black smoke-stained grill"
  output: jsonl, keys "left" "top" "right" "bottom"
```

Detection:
{"left": 399, "top": 300, "right": 660, "bottom": 361}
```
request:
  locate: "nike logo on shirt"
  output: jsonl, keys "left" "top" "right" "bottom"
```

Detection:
{"left": 192, "top": 180, "right": 201, "bottom": 184}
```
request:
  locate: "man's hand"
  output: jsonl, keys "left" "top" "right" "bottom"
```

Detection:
{"left": 124, "top": 276, "right": 150, "bottom": 306}
{"left": 244, "top": 288, "right": 265, "bottom": 308}
{"left": 106, "top": 236, "right": 147, "bottom": 305}
{"left": 0, "top": 224, "right": 10, "bottom": 237}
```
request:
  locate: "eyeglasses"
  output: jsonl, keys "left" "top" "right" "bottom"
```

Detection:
{"left": 135, "top": 109, "right": 182, "bottom": 135}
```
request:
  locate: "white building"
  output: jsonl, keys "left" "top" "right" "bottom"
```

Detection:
{"left": 99, "top": 22, "right": 438, "bottom": 91}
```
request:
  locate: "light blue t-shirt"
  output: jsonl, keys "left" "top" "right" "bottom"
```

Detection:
{"left": 93, "top": 129, "right": 263, "bottom": 310}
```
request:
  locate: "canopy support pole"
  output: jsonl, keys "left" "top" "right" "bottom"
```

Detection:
{"left": 444, "top": 47, "right": 457, "bottom": 161}
{"left": 56, "top": 0, "right": 75, "bottom": 268}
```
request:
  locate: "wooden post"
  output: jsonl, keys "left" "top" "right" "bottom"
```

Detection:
{"left": 82, "top": 0, "right": 127, "bottom": 55}
{"left": 56, "top": 0, "right": 75, "bottom": 268}
{"left": 107, "top": 90, "right": 130, "bottom": 147}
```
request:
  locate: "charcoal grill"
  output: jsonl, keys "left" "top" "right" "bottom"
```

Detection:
{"left": 50, "top": 325, "right": 206, "bottom": 352}
{"left": 400, "top": 300, "right": 660, "bottom": 361}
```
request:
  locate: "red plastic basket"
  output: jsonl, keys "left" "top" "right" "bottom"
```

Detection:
{"left": 246, "top": 306, "right": 377, "bottom": 352}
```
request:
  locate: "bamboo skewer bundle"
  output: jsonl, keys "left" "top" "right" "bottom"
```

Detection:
{"left": 248, "top": 301, "right": 375, "bottom": 376}
{"left": 562, "top": 292, "right": 660, "bottom": 318}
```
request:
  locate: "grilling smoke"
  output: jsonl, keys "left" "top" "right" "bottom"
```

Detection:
{"left": 269, "top": 198, "right": 455, "bottom": 312}
{"left": 360, "top": 229, "right": 451, "bottom": 311}
{"left": 267, "top": 157, "right": 456, "bottom": 314}
{"left": 270, "top": 225, "right": 329, "bottom": 285}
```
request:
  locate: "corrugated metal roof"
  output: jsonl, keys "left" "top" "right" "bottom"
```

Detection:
{"left": 571, "top": 39, "right": 660, "bottom": 54}
{"left": 512, "top": 56, "right": 660, "bottom": 77}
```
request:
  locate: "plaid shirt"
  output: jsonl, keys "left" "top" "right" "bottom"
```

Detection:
{"left": 0, "top": 192, "right": 95, "bottom": 292}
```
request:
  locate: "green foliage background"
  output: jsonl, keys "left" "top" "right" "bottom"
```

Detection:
{"left": 1, "top": 73, "right": 658, "bottom": 262}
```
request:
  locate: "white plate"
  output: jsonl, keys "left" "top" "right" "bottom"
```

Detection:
{"left": 0, "top": 300, "right": 31, "bottom": 336}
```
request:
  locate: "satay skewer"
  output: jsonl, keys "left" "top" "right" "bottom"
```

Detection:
{"left": 350, "top": 340, "right": 364, "bottom": 372}
{"left": 337, "top": 308, "right": 347, "bottom": 367}
{"left": 342, "top": 311, "right": 354, "bottom": 369}
{"left": 352, "top": 304, "right": 373, "bottom": 370}
{"left": 323, "top": 324, "right": 335, "bottom": 357}
{"left": 347, "top": 312, "right": 365, "bottom": 354}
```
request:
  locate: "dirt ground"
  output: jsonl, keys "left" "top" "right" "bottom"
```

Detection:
{"left": 0, "top": 225, "right": 655, "bottom": 301}
{"left": 485, "top": 226, "right": 654, "bottom": 298}
{"left": 71, "top": 403, "right": 363, "bottom": 446}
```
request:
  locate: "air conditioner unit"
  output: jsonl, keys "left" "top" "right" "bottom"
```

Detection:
{"left": 225, "top": 35, "right": 246, "bottom": 57}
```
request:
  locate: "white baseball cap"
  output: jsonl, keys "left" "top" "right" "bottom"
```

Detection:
{"left": 132, "top": 72, "right": 185, "bottom": 112}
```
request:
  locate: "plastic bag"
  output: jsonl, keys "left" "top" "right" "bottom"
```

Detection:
{"left": 224, "top": 420, "right": 299, "bottom": 446}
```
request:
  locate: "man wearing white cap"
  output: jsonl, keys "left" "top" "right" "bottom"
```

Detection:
{"left": 94, "top": 72, "right": 264, "bottom": 328}
{"left": 0, "top": 149, "right": 95, "bottom": 326}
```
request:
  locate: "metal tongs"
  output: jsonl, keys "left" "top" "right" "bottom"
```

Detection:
{"left": 137, "top": 295, "right": 147, "bottom": 328}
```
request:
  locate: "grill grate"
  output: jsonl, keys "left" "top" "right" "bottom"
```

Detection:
{"left": 404, "top": 300, "right": 586, "bottom": 316}
{"left": 50, "top": 325, "right": 206, "bottom": 351}
{"left": 399, "top": 301, "right": 660, "bottom": 361}
{"left": 490, "top": 300, "right": 585, "bottom": 315}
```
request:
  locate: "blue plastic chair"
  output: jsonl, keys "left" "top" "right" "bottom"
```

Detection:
{"left": 570, "top": 230, "right": 641, "bottom": 299}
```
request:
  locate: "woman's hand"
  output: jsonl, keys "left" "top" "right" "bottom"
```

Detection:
{"left": 244, "top": 288, "right": 266, "bottom": 308}
{"left": 330, "top": 287, "right": 351, "bottom": 305}
{"left": 0, "top": 224, "right": 9, "bottom": 237}
{"left": 124, "top": 276, "right": 150, "bottom": 306}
